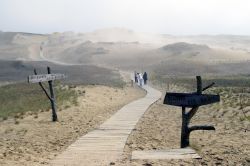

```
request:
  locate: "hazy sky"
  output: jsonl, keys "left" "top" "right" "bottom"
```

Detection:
{"left": 1, "top": 0, "right": 250, "bottom": 35}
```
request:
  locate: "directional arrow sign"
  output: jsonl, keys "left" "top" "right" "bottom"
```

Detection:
{"left": 28, "top": 74, "right": 66, "bottom": 83}
{"left": 164, "top": 93, "right": 220, "bottom": 107}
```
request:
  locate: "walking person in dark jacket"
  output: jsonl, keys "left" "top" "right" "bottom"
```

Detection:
{"left": 134, "top": 71, "right": 138, "bottom": 83}
{"left": 143, "top": 72, "right": 148, "bottom": 85}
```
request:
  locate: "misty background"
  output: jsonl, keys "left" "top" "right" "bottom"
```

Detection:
{"left": 1, "top": 0, "right": 250, "bottom": 35}
{"left": 1, "top": 0, "right": 250, "bottom": 84}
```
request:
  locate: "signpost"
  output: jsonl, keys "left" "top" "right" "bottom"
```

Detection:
{"left": 28, "top": 74, "right": 65, "bottom": 83}
{"left": 28, "top": 67, "right": 66, "bottom": 122}
{"left": 164, "top": 76, "right": 220, "bottom": 148}
{"left": 164, "top": 93, "right": 220, "bottom": 108}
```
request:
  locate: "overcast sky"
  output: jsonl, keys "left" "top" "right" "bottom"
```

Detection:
{"left": 1, "top": 0, "right": 250, "bottom": 35}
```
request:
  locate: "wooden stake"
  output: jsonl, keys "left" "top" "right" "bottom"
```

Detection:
{"left": 29, "top": 67, "right": 65, "bottom": 122}
{"left": 47, "top": 67, "right": 58, "bottom": 122}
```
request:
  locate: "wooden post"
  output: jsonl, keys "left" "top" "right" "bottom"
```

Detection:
{"left": 196, "top": 76, "right": 202, "bottom": 94}
{"left": 180, "top": 76, "right": 215, "bottom": 148}
{"left": 181, "top": 106, "right": 189, "bottom": 148}
{"left": 28, "top": 67, "right": 65, "bottom": 122}
{"left": 47, "top": 67, "right": 58, "bottom": 122}
{"left": 164, "top": 76, "right": 219, "bottom": 148}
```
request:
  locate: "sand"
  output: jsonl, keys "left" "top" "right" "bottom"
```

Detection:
{"left": 0, "top": 85, "right": 146, "bottom": 166}
{"left": 115, "top": 85, "right": 250, "bottom": 166}
{"left": 1, "top": 81, "right": 249, "bottom": 166}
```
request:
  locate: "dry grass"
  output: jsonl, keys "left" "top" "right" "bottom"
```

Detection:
{"left": 0, "top": 83, "right": 77, "bottom": 119}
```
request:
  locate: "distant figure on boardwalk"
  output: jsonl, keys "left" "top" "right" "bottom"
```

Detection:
{"left": 136, "top": 73, "right": 140, "bottom": 86}
{"left": 143, "top": 72, "right": 148, "bottom": 85}
{"left": 134, "top": 71, "right": 138, "bottom": 83}
{"left": 138, "top": 73, "right": 144, "bottom": 86}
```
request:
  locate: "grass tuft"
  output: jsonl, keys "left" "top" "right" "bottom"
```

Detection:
{"left": 0, "top": 83, "right": 78, "bottom": 118}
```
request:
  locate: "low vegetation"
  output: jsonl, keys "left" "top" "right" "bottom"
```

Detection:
{"left": 151, "top": 73, "right": 250, "bottom": 88}
{"left": 151, "top": 73, "right": 250, "bottom": 122}
{"left": 0, "top": 60, "right": 125, "bottom": 87}
{"left": 0, "top": 82, "right": 78, "bottom": 119}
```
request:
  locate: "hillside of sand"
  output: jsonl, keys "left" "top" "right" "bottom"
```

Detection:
{"left": 0, "top": 60, "right": 123, "bottom": 86}
{"left": 1, "top": 29, "right": 250, "bottom": 77}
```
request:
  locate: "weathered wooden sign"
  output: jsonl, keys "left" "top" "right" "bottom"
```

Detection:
{"left": 28, "top": 67, "right": 65, "bottom": 122}
{"left": 28, "top": 73, "right": 66, "bottom": 83}
{"left": 163, "top": 76, "right": 220, "bottom": 148}
{"left": 164, "top": 93, "right": 220, "bottom": 108}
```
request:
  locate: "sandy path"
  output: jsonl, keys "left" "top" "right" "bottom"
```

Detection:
{"left": 28, "top": 45, "right": 42, "bottom": 60}
{"left": 51, "top": 85, "right": 161, "bottom": 166}
{"left": 39, "top": 45, "right": 81, "bottom": 66}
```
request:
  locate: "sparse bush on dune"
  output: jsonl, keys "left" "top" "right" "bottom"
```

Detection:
{"left": 151, "top": 74, "right": 250, "bottom": 121}
{"left": 0, "top": 83, "right": 78, "bottom": 119}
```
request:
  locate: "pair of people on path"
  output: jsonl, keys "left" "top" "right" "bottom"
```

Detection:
{"left": 134, "top": 71, "right": 148, "bottom": 87}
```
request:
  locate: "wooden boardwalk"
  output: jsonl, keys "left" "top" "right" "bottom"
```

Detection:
{"left": 51, "top": 85, "right": 161, "bottom": 166}
{"left": 132, "top": 148, "right": 201, "bottom": 160}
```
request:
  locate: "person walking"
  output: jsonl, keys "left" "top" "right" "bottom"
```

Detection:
{"left": 143, "top": 72, "right": 148, "bottom": 85}
{"left": 134, "top": 71, "right": 138, "bottom": 83}
{"left": 136, "top": 73, "right": 140, "bottom": 86}
{"left": 139, "top": 73, "right": 143, "bottom": 86}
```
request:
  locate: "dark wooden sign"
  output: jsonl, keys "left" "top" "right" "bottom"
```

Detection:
{"left": 28, "top": 73, "right": 66, "bottom": 83}
{"left": 164, "top": 93, "right": 220, "bottom": 108}
{"left": 163, "top": 76, "right": 220, "bottom": 148}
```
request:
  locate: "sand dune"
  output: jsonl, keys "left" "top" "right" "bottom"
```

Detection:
{"left": 1, "top": 29, "right": 250, "bottom": 64}
{"left": 1, "top": 29, "right": 250, "bottom": 80}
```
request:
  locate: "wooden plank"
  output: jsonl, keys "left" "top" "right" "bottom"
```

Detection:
{"left": 132, "top": 148, "right": 202, "bottom": 160}
{"left": 27, "top": 73, "right": 66, "bottom": 83}
{"left": 51, "top": 85, "right": 162, "bottom": 166}
{"left": 164, "top": 93, "right": 220, "bottom": 107}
